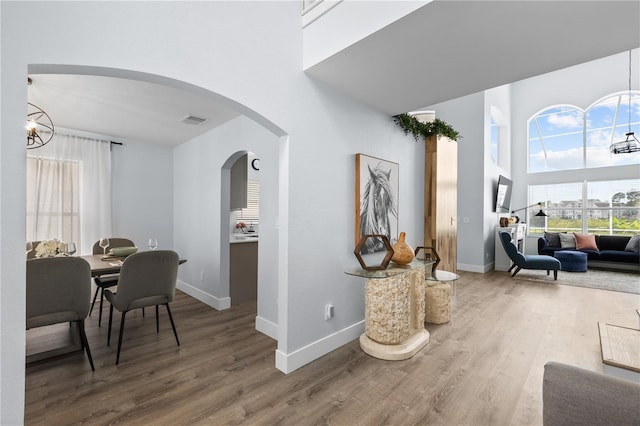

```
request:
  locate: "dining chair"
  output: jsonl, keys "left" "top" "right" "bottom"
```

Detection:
{"left": 89, "top": 237, "right": 135, "bottom": 327}
{"left": 104, "top": 250, "right": 180, "bottom": 365}
{"left": 26, "top": 241, "right": 41, "bottom": 260}
{"left": 26, "top": 256, "right": 95, "bottom": 371}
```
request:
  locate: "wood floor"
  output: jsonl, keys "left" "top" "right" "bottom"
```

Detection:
{"left": 25, "top": 270, "right": 639, "bottom": 425}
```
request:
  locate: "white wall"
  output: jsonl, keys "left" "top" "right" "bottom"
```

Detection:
{"left": 173, "top": 116, "right": 280, "bottom": 328}
{"left": 0, "top": 2, "right": 424, "bottom": 422}
{"left": 283, "top": 83, "right": 424, "bottom": 356}
{"left": 111, "top": 139, "right": 174, "bottom": 251}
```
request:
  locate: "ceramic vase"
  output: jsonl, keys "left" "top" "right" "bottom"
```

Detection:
{"left": 391, "top": 232, "right": 415, "bottom": 265}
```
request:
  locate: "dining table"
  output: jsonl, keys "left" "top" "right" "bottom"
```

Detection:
{"left": 80, "top": 254, "right": 187, "bottom": 276}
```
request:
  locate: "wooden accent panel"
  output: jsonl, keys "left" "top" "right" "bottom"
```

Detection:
{"left": 230, "top": 241, "right": 258, "bottom": 305}
{"left": 424, "top": 134, "right": 457, "bottom": 272}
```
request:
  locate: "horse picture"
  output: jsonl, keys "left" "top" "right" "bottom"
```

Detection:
{"left": 355, "top": 154, "right": 398, "bottom": 254}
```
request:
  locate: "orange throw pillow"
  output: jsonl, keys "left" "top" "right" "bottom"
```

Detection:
{"left": 574, "top": 233, "right": 598, "bottom": 251}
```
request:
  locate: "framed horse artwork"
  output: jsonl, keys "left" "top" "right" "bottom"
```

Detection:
{"left": 355, "top": 154, "right": 399, "bottom": 255}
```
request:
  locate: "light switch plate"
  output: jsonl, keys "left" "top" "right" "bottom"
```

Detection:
{"left": 325, "top": 304, "right": 334, "bottom": 320}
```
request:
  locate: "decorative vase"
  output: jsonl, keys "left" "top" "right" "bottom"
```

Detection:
{"left": 391, "top": 232, "right": 415, "bottom": 265}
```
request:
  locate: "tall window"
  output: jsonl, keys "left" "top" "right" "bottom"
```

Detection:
{"left": 26, "top": 156, "right": 81, "bottom": 245}
{"left": 528, "top": 92, "right": 640, "bottom": 172}
{"left": 528, "top": 179, "right": 640, "bottom": 236}
{"left": 25, "top": 133, "right": 112, "bottom": 254}
{"left": 490, "top": 116, "right": 498, "bottom": 165}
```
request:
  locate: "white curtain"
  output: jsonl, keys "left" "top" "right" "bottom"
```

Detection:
{"left": 26, "top": 132, "right": 112, "bottom": 255}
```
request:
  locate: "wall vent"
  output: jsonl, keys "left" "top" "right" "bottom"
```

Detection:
{"left": 180, "top": 114, "right": 208, "bottom": 126}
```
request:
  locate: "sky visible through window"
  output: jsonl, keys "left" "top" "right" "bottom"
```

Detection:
{"left": 529, "top": 93, "right": 640, "bottom": 182}
{"left": 527, "top": 92, "right": 639, "bottom": 234}
{"left": 490, "top": 116, "right": 498, "bottom": 164}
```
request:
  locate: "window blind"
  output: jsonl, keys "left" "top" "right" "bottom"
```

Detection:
{"left": 237, "top": 180, "right": 259, "bottom": 223}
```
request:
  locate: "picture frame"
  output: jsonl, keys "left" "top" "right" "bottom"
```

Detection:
{"left": 355, "top": 153, "right": 399, "bottom": 254}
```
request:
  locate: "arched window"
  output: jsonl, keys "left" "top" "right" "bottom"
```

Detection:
{"left": 528, "top": 92, "right": 640, "bottom": 173}
{"left": 528, "top": 105, "right": 584, "bottom": 173}
{"left": 586, "top": 92, "right": 640, "bottom": 167}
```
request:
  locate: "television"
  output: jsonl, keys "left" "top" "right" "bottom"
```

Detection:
{"left": 495, "top": 175, "right": 513, "bottom": 213}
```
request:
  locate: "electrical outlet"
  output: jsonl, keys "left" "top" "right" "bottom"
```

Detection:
{"left": 325, "top": 304, "right": 334, "bottom": 320}
{"left": 200, "top": 271, "right": 204, "bottom": 281}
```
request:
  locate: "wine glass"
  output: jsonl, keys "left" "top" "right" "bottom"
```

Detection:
{"left": 148, "top": 238, "right": 158, "bottom": 250}
{"left": 65, "top": 242, "right": 76, "bottom": 256}
{"left": 99, "top": 237, "right": 109, "bottom": 255}
{"left": 26, "top": 241, "right": 33, "bottom": 256}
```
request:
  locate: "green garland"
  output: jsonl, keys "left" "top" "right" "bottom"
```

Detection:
{"left": 393, "top": 113, "right": 462, "bottom": 142}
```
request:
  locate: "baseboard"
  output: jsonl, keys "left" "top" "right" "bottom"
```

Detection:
{"left": 275, "top": 320, "right": 364, "bottom": 374}
{"left": 255, "top": 315, "right": 278, "bottom": 340}
{"left": 177, "top": 282, "right": 277, "bottom": 341}
{"left": 176, "top": 280, "right": 231, "bottom": 311}
{"left": 457, "top": 262, "right": 493, "bottom": 273}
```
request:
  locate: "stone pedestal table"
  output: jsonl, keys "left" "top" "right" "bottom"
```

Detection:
{"left": 346, "top": 260, "right": 434, "bottom": 361}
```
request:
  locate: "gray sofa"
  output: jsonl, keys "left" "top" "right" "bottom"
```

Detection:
{"left": 543, "top": 361, "right": 640, "bottom": 426}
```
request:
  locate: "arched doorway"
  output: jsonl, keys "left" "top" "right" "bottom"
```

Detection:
{"left": 223, "top": 151, "right": 260, "bottom": 308}
{"left": 25, "top": 64, "right": 287, "bottom": 345}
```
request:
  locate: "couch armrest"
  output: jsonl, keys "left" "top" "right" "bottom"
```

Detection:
{"left": 538, "top": 237, "right": 549, "bottom": 254}
{"left": 543, "top": 361, "right": 640, "bottom": 426}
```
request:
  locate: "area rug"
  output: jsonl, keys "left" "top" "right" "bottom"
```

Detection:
{"left": 512, "top": 269, "right": 640, "bottom": 295}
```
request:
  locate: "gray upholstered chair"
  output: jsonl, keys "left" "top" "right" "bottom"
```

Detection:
{"left": 104, "top": 250, "right": 180, "bottom": 365}
{"left": 543, "top": 361, "right": 640, "bottom": 426}
{"left": 89, "top": 237, "right": 135, "bottom": 326}
{"left": 26, "top": 241, "right": 41, "bottom": 260}
{"left": 499, "top": 231, "right": 561, "bottom": 279}
{"left": 26, "top": 257, "right": 95, "bottom": 371}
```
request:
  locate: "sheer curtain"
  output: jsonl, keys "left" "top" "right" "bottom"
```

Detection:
{"left": 26, "top": 132, "right": 112, "bottom": 254}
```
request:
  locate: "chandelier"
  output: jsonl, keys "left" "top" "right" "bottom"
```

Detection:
{"left": 610, "top": 50, "right": 640, "bottom": 154}
{"left": 26, "top": 78, "right": 54, "bottom": 149}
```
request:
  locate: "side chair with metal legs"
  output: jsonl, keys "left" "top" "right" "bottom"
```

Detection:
{"left": 104, "top": 250, "right": 180, "bottom": 365}
{"left": 26, "top": 256, "right": 95, "bottom": 371}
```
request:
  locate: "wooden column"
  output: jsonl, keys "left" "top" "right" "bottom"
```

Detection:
{"left": 424, "top": 134, "right": 458, "bottom": 272}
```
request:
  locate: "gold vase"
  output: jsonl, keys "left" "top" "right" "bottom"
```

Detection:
{"left": 391, "top": 232, "right": 415, "bottom": 265}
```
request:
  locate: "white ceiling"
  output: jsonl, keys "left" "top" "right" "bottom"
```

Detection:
{"left": 27, "top": 74, "right": 240, "bottom": 147}
{"left": 306, "top": 1, "right": 640, "bottom": 115}
{"left": 26, "top": 1, "right": 640, "bottom": 146}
